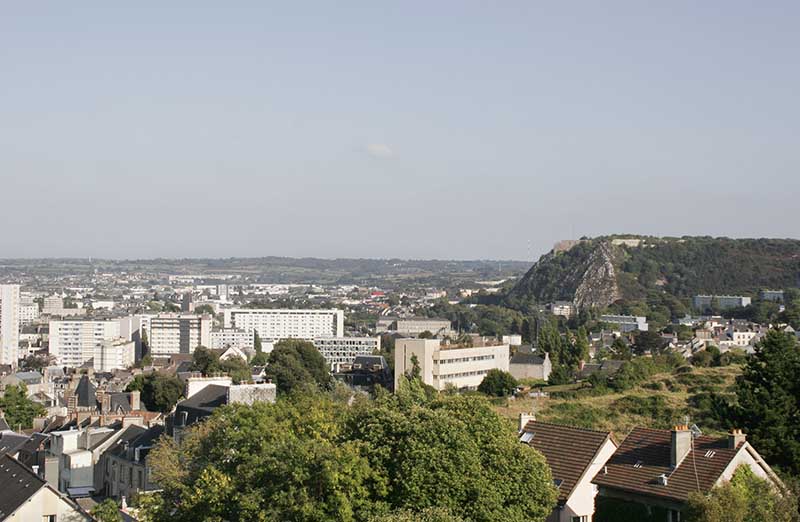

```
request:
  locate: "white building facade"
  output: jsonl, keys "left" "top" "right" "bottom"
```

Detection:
{"left": 210, "top": 328, "right": 255, "bottom": 351}
{"left": 148, "top": 313, "right": 212, "bottom": 357}
{"left": 224, "top": 308, "right": 344, "bottom": 341}
{"left": 93, "top": 339, "right": 136, "bottom": 372}
{"left": 314, "top": 336, "right": 380, "bottom": 370}
{"left": 394, "top": 338, "right": 510, "bottom": 391}
{"left": 0, "top": 284, "right": 21, "bottom": 366}
{"left": 49, "top": 320, "right": 121, "bottom": 367}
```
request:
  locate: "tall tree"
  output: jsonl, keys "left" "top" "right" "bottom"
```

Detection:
{"left": 264, "top": 339, "right": 331, "bottom": 395}
{"left": 0, "top": 384, "right": 46, "bottom": 429}
{"left": 734, "top": 330, "right": 800, "bottom": 475}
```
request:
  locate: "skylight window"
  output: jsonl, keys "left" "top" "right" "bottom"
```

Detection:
{"left": 519, "top": 432, "right": 534, "bottom": 443}
{"left": 633, "top": 460, "right": 643, "bottom": 468}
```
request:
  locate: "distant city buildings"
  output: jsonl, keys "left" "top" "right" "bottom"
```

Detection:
{"left": 760, "top": 289, "right": 785, "bottom": 302}
{"left": 394, "top": 338, "right": 509, "bottom": 391}
{"left": 0, "top": 284, "right": 20, "bottom": 366}
{"left": 93, "top": 339, "right": 136, "bottom": 372}
{"left": 224, "top": 308, "right": 344, "bottom": 341}
{"left": 550, "top": 301, "right": 575, "bottom": 318}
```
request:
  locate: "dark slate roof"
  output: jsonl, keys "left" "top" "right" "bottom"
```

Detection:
{"left": 522, "top": 421, "right": 615, "bottom": 505}
{"left": 105, "top": 425, "right": 148, "bottom": 459}
{"left": 593, "top": 427, "right": 745, "bottom": 503}
{"left": 510, "top": 352, "right": 547, "bottom": 365}
{"left": 353, "top": 355, "right": 387, "bottom": 367}
{"left": 0, "top": 432, "right": 29, "bottom": 457}
{"left": 0, "top": 454, "right": 46, "bottom": 519}
{"left": 15, "top": 433, "right": 49, "bottom": 467}
{"left": 75, "top": 375, "right": 97, "bottom": 408}
{"left": 108, "top": 393, "right": 135, "bottom": 413}
{"left": 173, "top": 384, "right": 229, "bottom": 428}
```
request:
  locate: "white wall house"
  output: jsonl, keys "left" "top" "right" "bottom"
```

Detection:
{"left": 394, "top": 338, "right": 510, "bottom": 391}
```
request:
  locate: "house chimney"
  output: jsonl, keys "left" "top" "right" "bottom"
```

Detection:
{"left": 130, "top": 390, "right": 140, "bottom": 411}
{"left": 671, "top": 425, "right": 692, "bottom": 468}
{"left": 519, "top": 412, "right": 536, "bottom": 433}
{"left": 728, "top": 429, "right": 746, "bottom": 449}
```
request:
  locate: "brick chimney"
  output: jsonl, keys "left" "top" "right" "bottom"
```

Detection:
{"left": 728, "top": 429, "right": 746, "bottom": 449}
{"left": 671, "top": 424, "right": 692, "bottom": 468}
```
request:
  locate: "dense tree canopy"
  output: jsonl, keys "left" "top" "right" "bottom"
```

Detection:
{"left": 191, "top": 346, "right": 251, "bottom": 383}
{"left": 685, "top": 466, "right": 798, "bottom": 522}
{"left": 734, "top": 330, "right": 800, "bottom": 475}
{"left": 264, "top": 339, "right": 332, "bottom": 395}
{"left": 125, "top": 373, "right": 184, "bottom": 412}
{"left": 0, "top": 383, "right": 46, "bottom": 429}
{"left": 477, "top": 369, "right": 517, "bottom": 397}
{"left": 142, "top": 383, "right": 557, "bottom": 522}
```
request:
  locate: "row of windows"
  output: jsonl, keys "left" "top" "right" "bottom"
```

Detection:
{"left": 435, "top": 368, "right": 491, "bottom": 379}
{"left": 434, "top": 355, "right": 495, "bottom": 365}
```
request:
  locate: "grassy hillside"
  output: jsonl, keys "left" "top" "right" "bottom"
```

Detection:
{"left": 496, "top": 365, "right": 740, "bottom": 438}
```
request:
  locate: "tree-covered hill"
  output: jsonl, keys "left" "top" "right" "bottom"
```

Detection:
{"left": 506, "top": 236, "right": 800, "bottom": 310}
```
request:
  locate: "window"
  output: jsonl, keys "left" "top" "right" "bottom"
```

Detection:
{"left": 571, "top": 517, "right": 588, "bottom": 522}
{"left": 42, "top": 516, "right": 57, "bottom": 522}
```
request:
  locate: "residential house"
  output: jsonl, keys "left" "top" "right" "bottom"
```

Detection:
{"left": 0, "top": 454, "right": 92, "bottom": 522}
{"left": 509, "top": 350, "right": 552, "bottom": 382}
{"left": 593, "top": 426, "right": 782, "bottom": 521}
{"left": 99, "top": 424, "right": 163, "bottom": 501}
{"left": 519, "top": 417, "right": 617, "bottom": 522}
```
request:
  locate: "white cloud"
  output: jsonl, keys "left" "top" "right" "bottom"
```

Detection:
{"left": 365, "top": 143, "right": 393, "bottom": 158}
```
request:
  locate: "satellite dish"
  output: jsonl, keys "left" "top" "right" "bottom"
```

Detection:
{"left": 690, "top": 424, "right": 702, "bottom": 438}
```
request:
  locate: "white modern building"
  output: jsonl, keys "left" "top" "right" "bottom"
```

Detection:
{"left": 599, "top": 314, "right": 649, "bottom": 332}
{"left": 394, "top": 338, "right": 510, "bottom": 391}
{"left": 376, "top": 317, "right": 452, "bottom": 337}
{"left": 314, "top": 336, "right": 380, "bottom": 370}
{"left": 147, "top": 313, "right": 212, "bottom": 357}
{"left": 49, "top": 320, "right": 121, "bottom": 367}
{"left": 224, "top": 308, "right": 344, "bottom": 341}
{"left": 93, "top": 339, "right": 136, "bottom": 372}
{"left": 693, "top": 295, "right": 752, "bottom": 311}
{"left": 18, "top": 302, "right": 40, "bottom": 325}
{"left": 0, "top": 284, "right": 21, "bottom": 366}
{"left": 210, "top": 328, "right": 255, "bottom": 352}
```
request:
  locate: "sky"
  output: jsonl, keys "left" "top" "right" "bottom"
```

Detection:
{"left": 2, "top": 2, "right": 799, "bottom": 261}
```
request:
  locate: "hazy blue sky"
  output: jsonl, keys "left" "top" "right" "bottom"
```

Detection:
{"left": 2, "top": 2, "right": 799, "bottom": 260}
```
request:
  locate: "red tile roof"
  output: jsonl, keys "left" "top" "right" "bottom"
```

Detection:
{"left": 593, "top": 427, "right": 743, "bottom": 502}
{"left": 522, "top": 421, "right": 615, "bottom": 504}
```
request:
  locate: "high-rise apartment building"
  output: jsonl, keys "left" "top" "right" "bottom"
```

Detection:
{"left": 314, "top": 336, "right": 380, "bottom": 370}
{"left": 147, "top": 313, "right": 212, "bottom": 357}
{"left": 224, "top": 308, "right": 344, "bottom": 341}
{"left": 0, "top": 284, "right": 21, "bottom": 366}
{"left": 49, "top": 320, "right": 121, "bottom": 367}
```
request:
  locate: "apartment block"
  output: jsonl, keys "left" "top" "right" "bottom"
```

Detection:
{"left": 148, "top": 313, "right": 212, "bottom": 357}
{"left": 314, "top": 336, "right": 380, "bottom": 370}
{"left": 0, "top": 284, "right": 21, "bottom": 366}
{"left": 599, "top": 314, "right": 649, "bottom": 332}
{"left": 376, "top": 317, "right": 452, "bottom": 337}
{"left": 224, "top": 308, "right": 344, "bottom": 341}
{"left": 210, "top": 328, "right": 255, "bottom": 351}
{"left": 394, "top": 338, "right": 509, "bottom": 391}
{"left": 49, "top": 320, "right": 121, "bottom": 367}
{"left": 93, "top": 339, "right": 136, "bottom": 372}
{"left": 693, "top": 295, "right": 752, "bottom": 311}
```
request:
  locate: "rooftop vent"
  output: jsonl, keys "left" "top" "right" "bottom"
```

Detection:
{"left": 657, "top": 473, "right": 668, "bottom": 486}
{"left": 519, "top": 432, "right": 534, "bottom": 444}
{"left": 633, "top": 461, "right": 643, "bottom": 469}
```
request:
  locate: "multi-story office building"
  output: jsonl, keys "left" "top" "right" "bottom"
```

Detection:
{"left": 0, "top": 284, "right": 21, "bottom": 366}
{"left": 760, "top": 290, "right": 785, "bottom": 303}
{"left": 224, "top": 308, "right": 344, "bottom": 341}
{"left": 93, "top": 339, "right": 136, "bottom": 372}
{"left": 376, "top": 317, "right": 452, "bottom": 337}
{"left": 394, "top": 338, "right": 510, "bottom": 391}
{"left": 599, "top": 314, "right": 649, "bottom": 332}
{"left": 210, "top": 328, "right": 254, "bottom": 351}
{"left": 148, "top": 313, "right": 212, "bottom": 357}
{"left": 49, "top": 320, "right": 121, "bottom": 367}
{"left": 314, "top": 336, "right": 380, "bottom": 370}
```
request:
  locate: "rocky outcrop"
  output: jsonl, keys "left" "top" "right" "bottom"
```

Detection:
{"left": 572, "top": 241, "right": 621, "bottom": 308}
